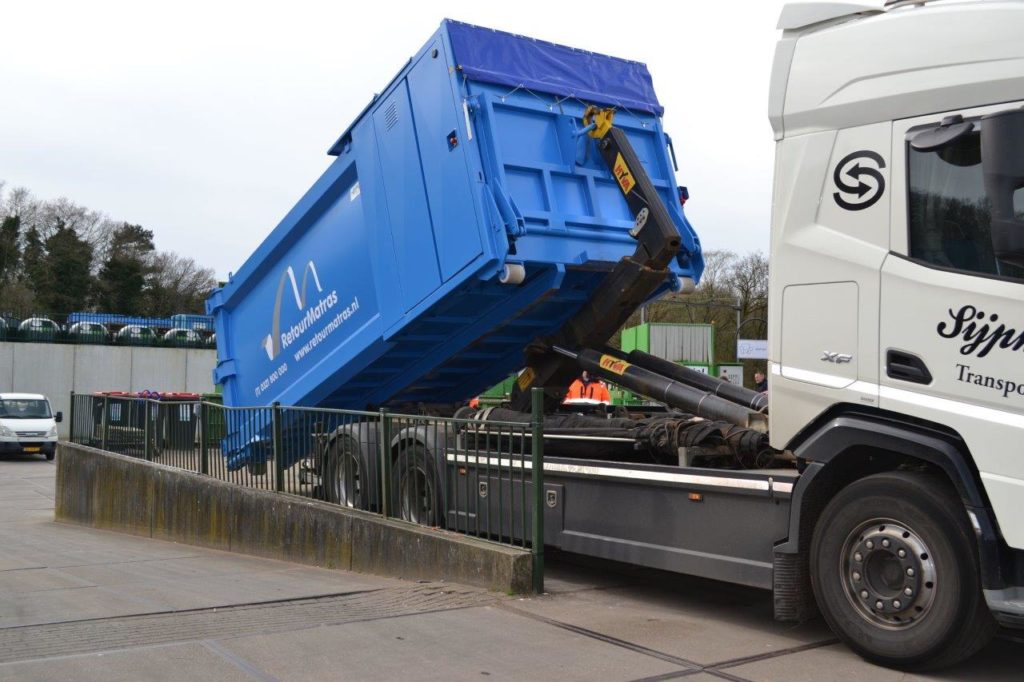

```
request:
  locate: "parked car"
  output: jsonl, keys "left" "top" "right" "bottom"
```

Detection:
{"left": 115, "top": 325, "right": 157, "bottom": 345}
{"left": 67, "top": 321, "right": 110, "bottom": 343}
{"left": 18, "top": 317, "right": 61, "bottom": 341}
{"left": 0, "top": 393, "right": 61, "bottom": 460}
{"left": 162, "top": 328, "right": 203, "bottom": 346}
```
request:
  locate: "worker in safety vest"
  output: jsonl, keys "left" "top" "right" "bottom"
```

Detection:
{"left": 564, "top": 371, "right": 611, "bottom": 404}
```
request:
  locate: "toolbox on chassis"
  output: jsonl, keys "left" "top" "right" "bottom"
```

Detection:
{"left": 211, "top": 3, "right": 1024, "bottom": 672}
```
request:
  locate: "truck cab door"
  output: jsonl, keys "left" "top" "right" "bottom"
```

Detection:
{"left": 881, "top": 105, "right": 1024, "bottom": 549}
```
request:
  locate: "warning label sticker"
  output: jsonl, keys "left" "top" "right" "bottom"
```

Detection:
{"left": 612, "top": 153, "right": 635, "bottom": 194}
{"left": 599, "top": 354, "right": 630, "bottom": 376}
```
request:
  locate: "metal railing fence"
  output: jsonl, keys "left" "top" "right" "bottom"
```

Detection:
{"left": 68, "top": 391, "right": 545, "bottom": 590}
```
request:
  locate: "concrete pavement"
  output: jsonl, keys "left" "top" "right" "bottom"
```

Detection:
{"left": 1, "top": 453, "right": 1021, "bottom": 680}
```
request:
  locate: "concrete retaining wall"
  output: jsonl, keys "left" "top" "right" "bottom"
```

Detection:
{"left": 0, "top": 343, "right": 216, "bottom": 437}
{"left": 55, "top": 443, "right": 532, "bottom": 594}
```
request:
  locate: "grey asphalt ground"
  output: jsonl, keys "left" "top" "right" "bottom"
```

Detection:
{"left": 1, "top": 454, "right": 1021, "bottom": 681}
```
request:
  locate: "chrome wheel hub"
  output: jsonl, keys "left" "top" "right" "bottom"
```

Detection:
{"left": 841, "top": 519, "right": 937, "bottom": 628}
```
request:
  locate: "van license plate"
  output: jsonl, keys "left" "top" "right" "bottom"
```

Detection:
{"left": 23, "top": 447, "right": 40, "bottom": 453}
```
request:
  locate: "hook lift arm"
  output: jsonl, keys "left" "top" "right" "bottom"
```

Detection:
{"left": 510, "top": 107, "right": 685, "bottom": 412}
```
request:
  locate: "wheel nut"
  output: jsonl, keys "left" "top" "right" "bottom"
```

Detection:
{"left": 866, "top": 541, "right": 874, "bottom": 549}
{"left": 854, "top": 552, "right": 863, "bottom": 562}
{"left": 882, "top": 539, "right": 890, "bottom": 548}
{"left": 898, "top": 549, "right": 906, "bottom": 558}
{"left": 904, "top": 587, "right": 913, "bottom": 596}
{"left": 893, "top": 600, "right": 902, "bottom": 609}
{"left": 853, "top": 572, "right": 861, "bottom": 581}
{"left": 860, "top": 590, "right": 869, "bottom": 599}
{"left": 907, "top": 568, "right": 915, "bottom": 577}
{"left": 875, "top": 600, "right": 884, "bottom": 610}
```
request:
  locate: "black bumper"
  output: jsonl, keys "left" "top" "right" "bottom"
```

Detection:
{"left": 0, "top": 441, "right": 56, "bottom": 455}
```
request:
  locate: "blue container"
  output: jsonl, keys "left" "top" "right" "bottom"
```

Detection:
{"left": 208, "top": 19, "right": 703, "bottom": 411}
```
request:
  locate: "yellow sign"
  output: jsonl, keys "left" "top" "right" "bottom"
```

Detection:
{"left": 612, "top": 153, "right": 635, "bottom": 195}
{"left": 517, "top": 367, "right": 535, "bottom": 391}
{"left": 598, "top": 354, "right": 630, "bottom": 376}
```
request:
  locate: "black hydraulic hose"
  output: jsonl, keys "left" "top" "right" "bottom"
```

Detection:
{"left": 567, "top": 348, "right": 767, "bottom": 432}
{"left": 618, "top": 349, "right": 768, "bottom": 413}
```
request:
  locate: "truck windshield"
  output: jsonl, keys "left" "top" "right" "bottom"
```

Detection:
{"left": 908, "top": 130, "right": 1024, "bottom": 281}
{"left": 0, "top": 399, "right": 52, "bottom": 419}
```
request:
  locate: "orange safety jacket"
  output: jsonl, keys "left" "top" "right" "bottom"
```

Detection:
{"left": 564, "top": 379, "right": 611, "bottom": 403}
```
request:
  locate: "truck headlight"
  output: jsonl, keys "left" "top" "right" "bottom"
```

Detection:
{"left": 0, "top": 424, "right": 14, "bottom": 437}
{"left": 47, "top": 425, "right": 58, "bottom": 438}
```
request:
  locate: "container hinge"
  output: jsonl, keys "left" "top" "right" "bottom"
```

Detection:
{"left": 205, "top": 288, "right": 226, "bottom": 315}
{"left": 489, "top": 185, "right": 526, "bottom": 238}
{"left": 213, "top": 358, "right": 238, "bottom": 383}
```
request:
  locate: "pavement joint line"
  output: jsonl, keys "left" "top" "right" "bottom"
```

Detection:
{"left": 0, "top": 588, "right": 385, "bottom": 632}
{"left": 0, "top": 566, "right": 48, "bottom": 573}
{"left": 628, "top": 668, "right": 710, "bottom": 682}
{"left": 705, "top": 670, "right": 755, "bottom": 682}
{"left": 0, "top": 639, "right": 191, "bottom": 668}
{"left": 503, "top": 601, "right": 837, "bottom": 680}
{"left": 500, "top": 603, "right": 703, "bottom": 671}
{"left": 0, "top": 584, "right": 498, "bottom": 664}
{"left": 705, "top": 637, "right": 839, "bottom": 671}
{"left": 202, "top": 639, "right": 281, "bottom": 682}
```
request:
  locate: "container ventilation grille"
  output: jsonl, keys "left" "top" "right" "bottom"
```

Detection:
{"left": 385, "top": 101, "right": 399, "bottom": 131}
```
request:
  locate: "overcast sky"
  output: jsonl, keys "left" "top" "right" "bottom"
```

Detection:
{"left": 1, "top": 0, "right": 792, "bottom": 279}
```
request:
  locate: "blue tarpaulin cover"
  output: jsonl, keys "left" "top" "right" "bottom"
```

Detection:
{"left": 446, "top": 20, "right": 664, "bottom": 116}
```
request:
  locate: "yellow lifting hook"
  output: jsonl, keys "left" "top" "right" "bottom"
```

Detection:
{"left": 582, "top": 105, "right": 615, "bottom": 139}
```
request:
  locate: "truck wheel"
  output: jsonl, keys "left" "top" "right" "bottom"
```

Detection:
{"left": 810, "top": 471, "right": 996, "bottom": 670}
{"left": 323, "top": 435, "right": 364, "bottom": 508}
{"left": 392, "top": 443, "right": 443, "bottom": 527}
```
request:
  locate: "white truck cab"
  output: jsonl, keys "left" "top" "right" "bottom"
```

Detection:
{"left": 767, "top": 0, "right": 1024, "bottom": 668}
{"left": 0, "top": 393, "right": 61, "bottom": 460}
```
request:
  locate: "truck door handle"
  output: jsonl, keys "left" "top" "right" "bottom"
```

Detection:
{"left": 886, "top": 350, "right": 933, "bottom": 385}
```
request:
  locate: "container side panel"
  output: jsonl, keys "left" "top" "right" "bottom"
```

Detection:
{"left": 407, "top": 42, "right": 483, "bottom": 281}
{"left": 225, "top": 174, "right": 379, "bottom": 405}
{"left": 372, "top": 81, "right": 442, "bottom": 311}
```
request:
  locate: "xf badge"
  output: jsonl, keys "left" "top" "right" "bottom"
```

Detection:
{"left": 822, "top": 351, "right": 853, "bottom": 364}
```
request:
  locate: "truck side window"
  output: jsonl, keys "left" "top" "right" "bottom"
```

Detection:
{"left": 907, "top": 131, "right": 1024, "bottom": 281}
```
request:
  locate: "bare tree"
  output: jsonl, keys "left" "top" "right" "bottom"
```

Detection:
{"left": 146, "top": 251, "right": 217, "bottom": 315}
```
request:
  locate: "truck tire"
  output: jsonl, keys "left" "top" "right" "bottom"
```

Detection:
{"left": 392, "top": 443, "right": 443, "bottom": 527}
{"left": 323, "top": 435, "right": 364, "bottom": 508}
{"left": 810, "top": 471, "right": 996, "bottom": 670}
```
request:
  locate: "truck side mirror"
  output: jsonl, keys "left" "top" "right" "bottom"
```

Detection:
{"left": 54, "top": 411, "right": 63, "bottom": 423}
{"left": 982, "top": 107, "right": 1024, "bottom": 268}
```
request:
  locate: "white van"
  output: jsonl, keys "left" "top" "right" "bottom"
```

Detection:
{"left": 0, "top": 393, "right": 61, "bottom": 460}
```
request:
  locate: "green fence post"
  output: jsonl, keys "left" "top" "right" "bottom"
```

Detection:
{"left": 272, "top": 402, "right": 284, "bottom": 493}
{"left": 101, "top": 395, "right": 110, "bottom": 451}
{"left": 144, "top": 400, "right": 153, "bottom": 461}
{"left": 199, "top": 402, "right": 209, "bottom": 475}
{"left": 530, "top": 387, "right": 545, "bottom": 594}
{"left": 379, "top": 408, "right": 391, "bottom": 518}
{"left": 68, "top": 390, "right": 75, "bottom": 444}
